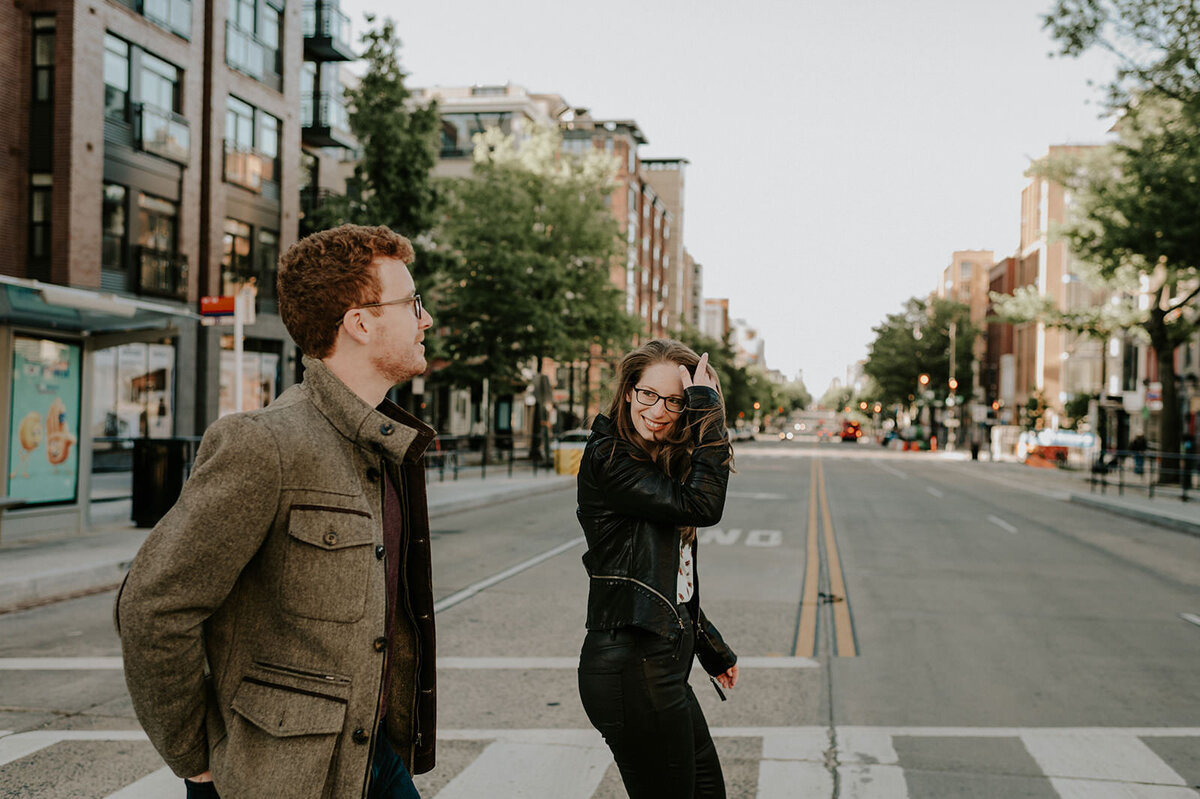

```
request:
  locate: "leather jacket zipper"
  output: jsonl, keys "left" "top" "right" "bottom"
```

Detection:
{"left": 590, "top": 574, "right": 686, "bottom": 632}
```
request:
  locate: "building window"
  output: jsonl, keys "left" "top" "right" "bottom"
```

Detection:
{"left": 224, "top": 97, "right": 278, "bottom": 190}
{"left": 257, "top": 111, "right": 279, "bottom": 183}
{"left": 222, "top": 218, "right": 253, "bottom": 295}
{"left": 226, "top": 0, "right": 280, "bottom": 82}
{"left": 104, "top": 34, "right": 130, "bottom": 120}
{"left": 32, "top": 17, "right": 55, "bottom": 103}
{"left": 440, "top": 112, "right": 513, "bottom": 157}
{"left": 256, "top": 229, "right": 279, "bottom": 302}
{"left": 29, "top": 174, "right": 52, "bottom": 266}
{"left": 102, "top": 183, "right": 128, "bottom": 271}
{"left": 137, "top": 193, "right": 184, "bottom": 298}
{"left": 141, "top": 52, "right": 181, "bottom": 114}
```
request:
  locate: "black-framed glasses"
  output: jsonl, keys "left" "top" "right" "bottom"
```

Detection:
{"left": 632, "top": 386, "right": 686, "bottom": 414}
{"left": 342, "top": 293, "right": 423, "bottom": 324}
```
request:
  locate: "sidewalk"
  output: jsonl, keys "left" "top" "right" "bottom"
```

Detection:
{"left": 0, "top": 470, "right": 575, "bottom": 614}
{"left": 934, "top": 450, "right": 1200, "bottom": 537}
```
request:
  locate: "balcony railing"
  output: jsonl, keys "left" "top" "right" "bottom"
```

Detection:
{"left": 301, "top": 92, "right": 354, "bottom": 148}
{"left": 225, "top": 22, "right": 278, "bottom": 82}
{"left": 302, "top": 1, "right": 354, "bottom": 60}
{"left": 137, "top": 247, "right": 188, "bottom": 300}
{"left": 141, "top": 0, "right": 191, "bottom": 39}
{"left": 223, "top": 143, "right": 273, "bottom": 192}
{"left": 135, "top": 104, "right": 190, "bottom": 164}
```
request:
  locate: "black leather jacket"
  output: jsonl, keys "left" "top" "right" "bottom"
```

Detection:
{"left": 576, "top": 385, "right": 737, "bottom": 677}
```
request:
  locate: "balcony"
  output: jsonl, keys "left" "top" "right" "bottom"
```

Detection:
{"left": 302, "top": 1, "right": 354, "bottom": 61}
{"left": 137, "top": 247, "right": 189, "bottom": 301}
{"left": 225, "top": 22, "right": 279, "bottom": 83}
{"left": 141, "top": 0, "right": 191, "bottom": 39}
{"left": 223, "top": 143, "right": 274, "bottom": 193}
{"left": 134, "top": 104, "right": 190, "bottom": 165}
{"left": 301, "top": 92, "right": 355, "bottom": 148}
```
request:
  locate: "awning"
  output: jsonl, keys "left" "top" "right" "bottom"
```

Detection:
{"left": 0, "top": 276, "right": 200, "bottom": 335}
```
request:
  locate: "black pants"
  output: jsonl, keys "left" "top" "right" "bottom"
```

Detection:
{"left": 577, "top": 606, "right": 726, "bottom": 798}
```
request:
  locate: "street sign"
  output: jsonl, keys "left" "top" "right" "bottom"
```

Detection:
{"left": 1147, "top": 381, "right": 1163, "bottom": 411}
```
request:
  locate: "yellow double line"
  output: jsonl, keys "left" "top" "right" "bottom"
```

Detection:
{"left": 794, "top": 457, "right": 857, "bottom": 658}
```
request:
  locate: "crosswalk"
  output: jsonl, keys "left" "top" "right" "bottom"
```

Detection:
{"left": 2, "top": 726, "right": 1197, "bottom": 798}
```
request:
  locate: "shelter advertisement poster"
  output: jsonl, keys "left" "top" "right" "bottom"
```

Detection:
{"left": 7, "top": 336, "right": 81, "bottom": 505}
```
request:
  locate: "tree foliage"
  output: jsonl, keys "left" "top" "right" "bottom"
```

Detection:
{"left": 1043, "top": 0, "right": 1200, "bottom": 467}
{"left": 676, "top": 327, "right": 784, "bottom": 425}
{"left": 862, "top": 297, "right": 977, "bottom": 408}
{"left": 432, "top": 125, "right": 633, "bottom": 389}
{"left": 305, "top": 17, "right": 440, "bottom": 238}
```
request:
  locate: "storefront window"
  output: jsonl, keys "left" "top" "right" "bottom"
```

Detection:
{"left": 219, "top": 339, "right": 279, "bottom": 417}
{"left": 7, "top": 337, "right": 81, "bottom": 505}
{"left": 92, "top": 343, "right": 175, "bottom": 440}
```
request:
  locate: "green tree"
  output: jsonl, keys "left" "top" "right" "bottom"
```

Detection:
{"left": 1043, "top": 0, "right": 1200, "bottom": 475}
{"left": 434, "top": 125, "right": 632, "bottom": 463}
{"left": 304, "top": 17, "right": 440, "bottom": 239}
{"left": 863, "top": 297, "right": 976, "bottom": 408}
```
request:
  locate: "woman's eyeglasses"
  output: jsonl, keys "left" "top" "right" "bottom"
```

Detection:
{"left": 340, "top": 294, "right": 423, "bottom": 325}
{"left": 632, "top": 387, "right": 686, "bottom": 414}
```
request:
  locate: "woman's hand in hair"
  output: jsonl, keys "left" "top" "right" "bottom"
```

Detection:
{"left": 679, "top": 352, "right": 719, "bottom": 391}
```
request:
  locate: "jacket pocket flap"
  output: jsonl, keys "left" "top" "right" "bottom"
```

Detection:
{"left": 287, "top": 506, "right": 374, "bottom": 550}
{"left": 232, "top": 677, "right": 347, "bottom": 737}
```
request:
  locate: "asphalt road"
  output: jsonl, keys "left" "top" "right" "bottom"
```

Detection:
{"left": 2, "top": 438, "right": 1199, "bottom": 798}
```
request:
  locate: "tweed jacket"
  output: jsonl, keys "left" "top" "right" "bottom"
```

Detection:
{"left": 116, "top": 356, "right": 437, "bottom": 799}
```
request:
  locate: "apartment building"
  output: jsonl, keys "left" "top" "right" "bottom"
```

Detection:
{"left": 1, "top": 0, "right": 306, "bottom": 532}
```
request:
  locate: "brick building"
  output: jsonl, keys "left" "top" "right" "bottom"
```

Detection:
{"left": 1, "top": 0, "right": 308, "bottom": 533}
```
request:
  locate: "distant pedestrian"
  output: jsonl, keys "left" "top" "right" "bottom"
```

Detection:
{"left": 116, "top": 225, "right": 436, "bottom": 798}
{"left": 1131, "top": 434, "right": 1147, "bottom": 475}
{"left": 576, "top": 339, "right": 739, "bottom": 798}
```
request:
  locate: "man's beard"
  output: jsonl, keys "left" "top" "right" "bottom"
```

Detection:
{"left": 371, "top": 347, "right": 425, "bottom": 386}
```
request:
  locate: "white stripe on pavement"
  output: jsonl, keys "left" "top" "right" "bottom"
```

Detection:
{"left": 1048, "top": 778, "right": 1197, "bottom": 799}
{"left": 727, "top": 492, "right": 789, "bottom": 500}
{"left": 757, "top": 760, "right": 832, "bottom": 798}
{"left": 872, "top": 461, "right": 908, "bottom": 479}
{"left": 1179, "top": 612, "right": 1200, "bottom": 629}
{"left": 1020, "top": 730, "right": 1191, "bottom": 791}
{"left": 102, "top": 767, "right": 178, "bottom": 799}
{"left": 433, "top": 741, "right": 611, "bottom": 799}
{"left": 926, "top": 486, "right": 944, "bottom": 498}
{"left": 0, "top": 730, "right": 148, "bottom": 768}
{"left": 987, "top": 515, "right": 1018, "bottom": 534}
{"left": 433, "top": 536, "right": 586, "bottom": 613}
{"left": 839, "top": 764, "right": 909, "bottom": 798}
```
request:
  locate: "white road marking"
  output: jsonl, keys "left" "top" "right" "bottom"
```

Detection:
{"left": 950, "top": 466, "right": 1072, "bottom": 501}
{"left": 1179, "top": 612, "right": 1200, "bottom": 629}
{"left": 745, "top": 529, "right": 783, "bottom": 547}
{"left": 433, "top": 536, "right": 585, "bottom": 613}
{"left": 0, "top": 730, "right": 148, "bottom": 768}
{"left": 872, "top": 461, "right": 908, "bottom": 480}
{"left": 840, "top": 764, "right": 909, "bottom": 798}
{"left": 697, "top": 527, "right": 742, "bottom": 545}
{"left": 102, "top": 766, "right": 177, "bottom": 799}
{"left": 926, "top": 487, "right": 944, "bottom": 498}
{"left": 987, "top": 515, "right": 1018, "bottom": 534}
{"left": 1020, "top": 730, "right": 1193, "bottom": 796}
{"left": 433, "top": 740, "right": 612, "bottom": 799}
{"left": 757, "top": 760, "right": 831, "bottom": 797}
{"left": 728, "top": 492, "right": 789, "bottom": 500}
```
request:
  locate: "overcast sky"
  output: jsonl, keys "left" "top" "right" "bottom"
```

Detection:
{"left": 339, "top": 0, "right": 1118, "bottom": 395}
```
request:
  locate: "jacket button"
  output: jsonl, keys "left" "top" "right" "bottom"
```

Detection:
{"left": 373, "top": 636, "right": 387, "bottom": 652}
{"left": 366, "top": 467, "right": 380, "bottom": 482}
{"left": 375, "top": 545, "right": 385, "bottom": 559}
{"left": 380, "top": 423, "right": 394, "bottom": 436}
{"left": 352, "top": 727, "right": 369, "bottom": 744}
{"left": 322, "top": 531, "right": 338, "bottom": 546}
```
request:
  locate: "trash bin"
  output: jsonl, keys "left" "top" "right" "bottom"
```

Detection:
{"left": 131, "top": 438, "right": 193, "bottom": 528}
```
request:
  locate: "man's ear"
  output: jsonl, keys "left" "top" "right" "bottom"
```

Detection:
{"left": 337, "top": 310, "right": 372, "bottom": 346}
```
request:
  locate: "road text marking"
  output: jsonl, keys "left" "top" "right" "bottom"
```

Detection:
{"left": 926, "top": 487, "right": 944, "bottom": 498}
{"left": 1180, "top": 612, "right": 1200, "bottom": 629}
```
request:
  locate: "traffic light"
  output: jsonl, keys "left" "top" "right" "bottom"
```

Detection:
{"left": 948, "top": 377, "right": 959, "bottom": 391}
{"left": 859, "top": 401, "right": 868, "bottom": 411}
{"left": 873, "top": 403, "right": 882, "bottom": 413}
{"left": 991, "top": 400, "right": 1000, "bottom": 411}
{"left": 918, "top": 374, "right": 930, "bottom": 386}
{"left": 753, "top": 401, "right": 761, "bottom": 410}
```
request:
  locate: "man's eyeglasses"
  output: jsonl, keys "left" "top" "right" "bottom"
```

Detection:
{"left": 342, "top": 293, "right": 423, "bottom": 324}
{"left": 632, "top": 387, "right": 686, "bottom": 414}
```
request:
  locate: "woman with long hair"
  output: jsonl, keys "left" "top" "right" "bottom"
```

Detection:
{"left": 576, "top": 338, "right": 738, "bottom": 798}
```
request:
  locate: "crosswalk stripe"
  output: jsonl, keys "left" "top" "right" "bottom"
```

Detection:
{"left": 1020, "top": 730, "right": 1193, "bottom": 791}
{"left": 839, "top": 764, "right": 908, "bottom": 798}
{"left": 102, "top": 766, "right": 177, "bottom": 798}
{"left": 1049, "top": 777, "right": 1198, "bottom": 799}
{"left": 432, "top": 741, "right": 612, "bottom": 799}
{"left": 756, "top": 760, "right": 831, "bottom": 797}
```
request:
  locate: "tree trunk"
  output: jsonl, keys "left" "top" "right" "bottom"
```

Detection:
{"left": 1147, "top": 311, "right": 1182, "bottom": 484}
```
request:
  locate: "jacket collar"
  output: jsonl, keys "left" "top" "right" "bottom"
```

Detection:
{"left": 591, "top": 413, "right": 614, "bottom": 435}
{"left": 301, "top": 356, "right": 436, "bottom": 464}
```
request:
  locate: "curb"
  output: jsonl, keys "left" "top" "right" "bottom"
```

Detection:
{"left": 1068, "top": 493, "right": 1200, "bottom": 538}
{"left": 0, "top": 477, "right": 577, "bottom": 614}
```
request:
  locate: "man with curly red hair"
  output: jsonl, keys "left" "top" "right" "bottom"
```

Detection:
{"left": 118, "top": 224, "right": 436, "bottom": 798}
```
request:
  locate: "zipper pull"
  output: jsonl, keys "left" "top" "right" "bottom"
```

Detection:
{"left": 709, "top": 676, "right": 727, "bottom": 702}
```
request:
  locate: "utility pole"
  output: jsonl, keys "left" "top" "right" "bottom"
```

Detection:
{"left": 948, "top": 321, "right": 957, "bottom": 450}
